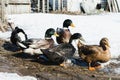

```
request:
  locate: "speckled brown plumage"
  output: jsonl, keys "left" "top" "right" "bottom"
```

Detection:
{"left": 78, "top": 37, "right": 111, "bottom": 70}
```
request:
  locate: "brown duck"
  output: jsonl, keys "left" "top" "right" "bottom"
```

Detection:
{"left": 56, "top": 19, "right": 75, "bottom": 44}
{"left": 78, "top": 37, "right": 111, "bottom": 71}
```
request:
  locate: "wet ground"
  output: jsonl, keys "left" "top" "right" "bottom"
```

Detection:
{"left": 0, "top": 39, "right": 120, "bottom": 80}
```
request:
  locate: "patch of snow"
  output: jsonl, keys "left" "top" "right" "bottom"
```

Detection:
{"left": 0, "top": 72, "right": 37, "bottom": 80}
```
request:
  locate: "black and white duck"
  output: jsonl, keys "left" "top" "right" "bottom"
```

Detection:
{"left": 56, "top": 19, "right": 75, "bottom": 44}
{"left": 78, "top": 37, "right": 111, "bottom": 71}
{"left": 40, "top": 33, "right": 85, "bottom": 68}
{"left": 10, "top": 27, "right": 28, "bottom": 49}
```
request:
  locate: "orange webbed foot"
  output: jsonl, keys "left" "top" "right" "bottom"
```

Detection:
{"left": 95, "top": 65, "right": 102, "bottom": 69}
{"left": 60, "top": 63, "right": 67, "bottom": 68}
{"left": 89, "top": 67, "right": 96, "bottom": 71}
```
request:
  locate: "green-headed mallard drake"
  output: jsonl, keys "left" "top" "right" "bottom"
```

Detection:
{"left": 40, "top": 33, "right": 85, "bottom": 68}
{"left": 78, "top": 37, "right": 111, "bottom": 71}
{"left": 56, "top": 19, "right": 75, "bottom": 44}
{"left": 10, "top": 27, "right": 28, "bottom": 49}
{"left": 23, "top": 28, "right": 59, "bottom": 55}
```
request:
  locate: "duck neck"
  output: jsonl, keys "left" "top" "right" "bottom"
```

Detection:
{"left": 101, "top": 45, "right": 109, "bottom": 51}
{"left": 71, "top": 39, "right": 79, "bottom": 50}
{"left": 77, "top": 40, "right": 84, "bottom": 48}
{"left": 45, "top": 37, "right": 54, "bottom": 46}
{"left": 63, "top": 27, "right": 69, "bottom": 30}
{"left": 45, "top": 33, "right": 53, "bottom": 40}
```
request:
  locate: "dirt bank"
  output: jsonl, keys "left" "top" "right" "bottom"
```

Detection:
{"left": 0, "top": 39, "right": 120, "bottom": 80}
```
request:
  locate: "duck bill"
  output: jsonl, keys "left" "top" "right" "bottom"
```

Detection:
{"left": 79, "top": 37, "right": 86, "bottom": 44}
{"left": 107, "top": 43, "right": 110, "bottom": 48}
{"left": 70, "top": 23, "right": 75, "bottom": 28}
{"left": 54, "top": 32, "right": 59, "bottom": 37}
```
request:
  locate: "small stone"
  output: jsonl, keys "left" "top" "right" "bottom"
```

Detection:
{"left": 91, "top": 74, "right": 96, "bottom": 77}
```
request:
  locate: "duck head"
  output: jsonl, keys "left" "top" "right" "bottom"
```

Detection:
{"left": 45, "top": 28, "right": 59, "bottom": 39}
{"left": 69, "top": 33, "right": 86, "bottom": 50}
{"left": 100, "top": 37, "right": 110, "bottom": 50}
{"left": 63, "top": 19, "right": 75, "bottom": 29}
{"left": 56, "top": 28, "right": 64, "bottom": 36}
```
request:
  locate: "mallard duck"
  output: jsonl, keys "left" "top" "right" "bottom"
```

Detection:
{"left": 40, "top": 33, "right": 85, "bottom": 68}
{"left": 78, "top": 37, "right": 111, "bottom": 71}
{"left": 56, "top": 19, "right": 75, "bottom": 44}
{"left": 10, "top": 27, "right": 28, "bottom": 49}
{"left": 23, "top": 28, "right": 59, "bottom": 55}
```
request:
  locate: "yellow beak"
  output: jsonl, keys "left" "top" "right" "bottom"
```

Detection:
{"left": 70, "top": 23, "right": 75, "bottom": 28}
{"left": 107, "top": 43, "right": 110, "bottom": 48}
{"left": 54, "top": 32, "right": 59, "bottom": 37}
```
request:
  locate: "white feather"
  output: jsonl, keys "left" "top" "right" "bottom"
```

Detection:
{"left": 17, "top": 32, "right": 26, "bottom": 41}
{"left": 23, "top": 48, "right": 43, "bottom": 55}
{"left": 17, "top": 42, "right": 27, "bottom": 48}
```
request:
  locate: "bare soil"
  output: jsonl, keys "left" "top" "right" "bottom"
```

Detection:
{"left": 0, "top": 39, "right": 120, "bottom": 80}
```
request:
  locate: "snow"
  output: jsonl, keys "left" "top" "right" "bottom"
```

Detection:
{"left": 114, "top": 68, "right": 120, "bottom": 74}
{"left": 0, "top": 12, "right": 120, "bottom": 78}
{"left": 0, "top": 72, "right": 37, "bottom": 80}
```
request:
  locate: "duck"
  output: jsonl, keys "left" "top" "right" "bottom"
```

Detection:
{"left": 78, "top": 37, "right": 111, "bottom": 71}
{"left": 23, "top": 28, "right": 59, "bottom": 55}
{"left": 10, "top": 26, "right": 28, "bottom": 49}
{"left": 40, "top": 33, "right": 85, "bottom": 68}
{"left": 56, "top": 19, "right": 75, "bottom": 44}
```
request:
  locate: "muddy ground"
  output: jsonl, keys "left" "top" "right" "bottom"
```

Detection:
{"left": 0, "top": 39, "right": 120, "bottom": 80}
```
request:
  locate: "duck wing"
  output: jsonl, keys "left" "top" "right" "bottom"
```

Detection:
{"left": 24, "top": 38, "right": 42, "bottom": 44}
{"left": 79, "top": 45, "right": 101, "bottom": 55}
{"left": 41, "top": 49, "right": 65, "bottom": 64}
{"left": 28, "top": 39, "right": 50, "bottom": 49}
{"left": 40, "top": 43, "right": 76, "bottom": 64}
{"left": 49, "top": 43, "right": 76, "bottom": 58}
